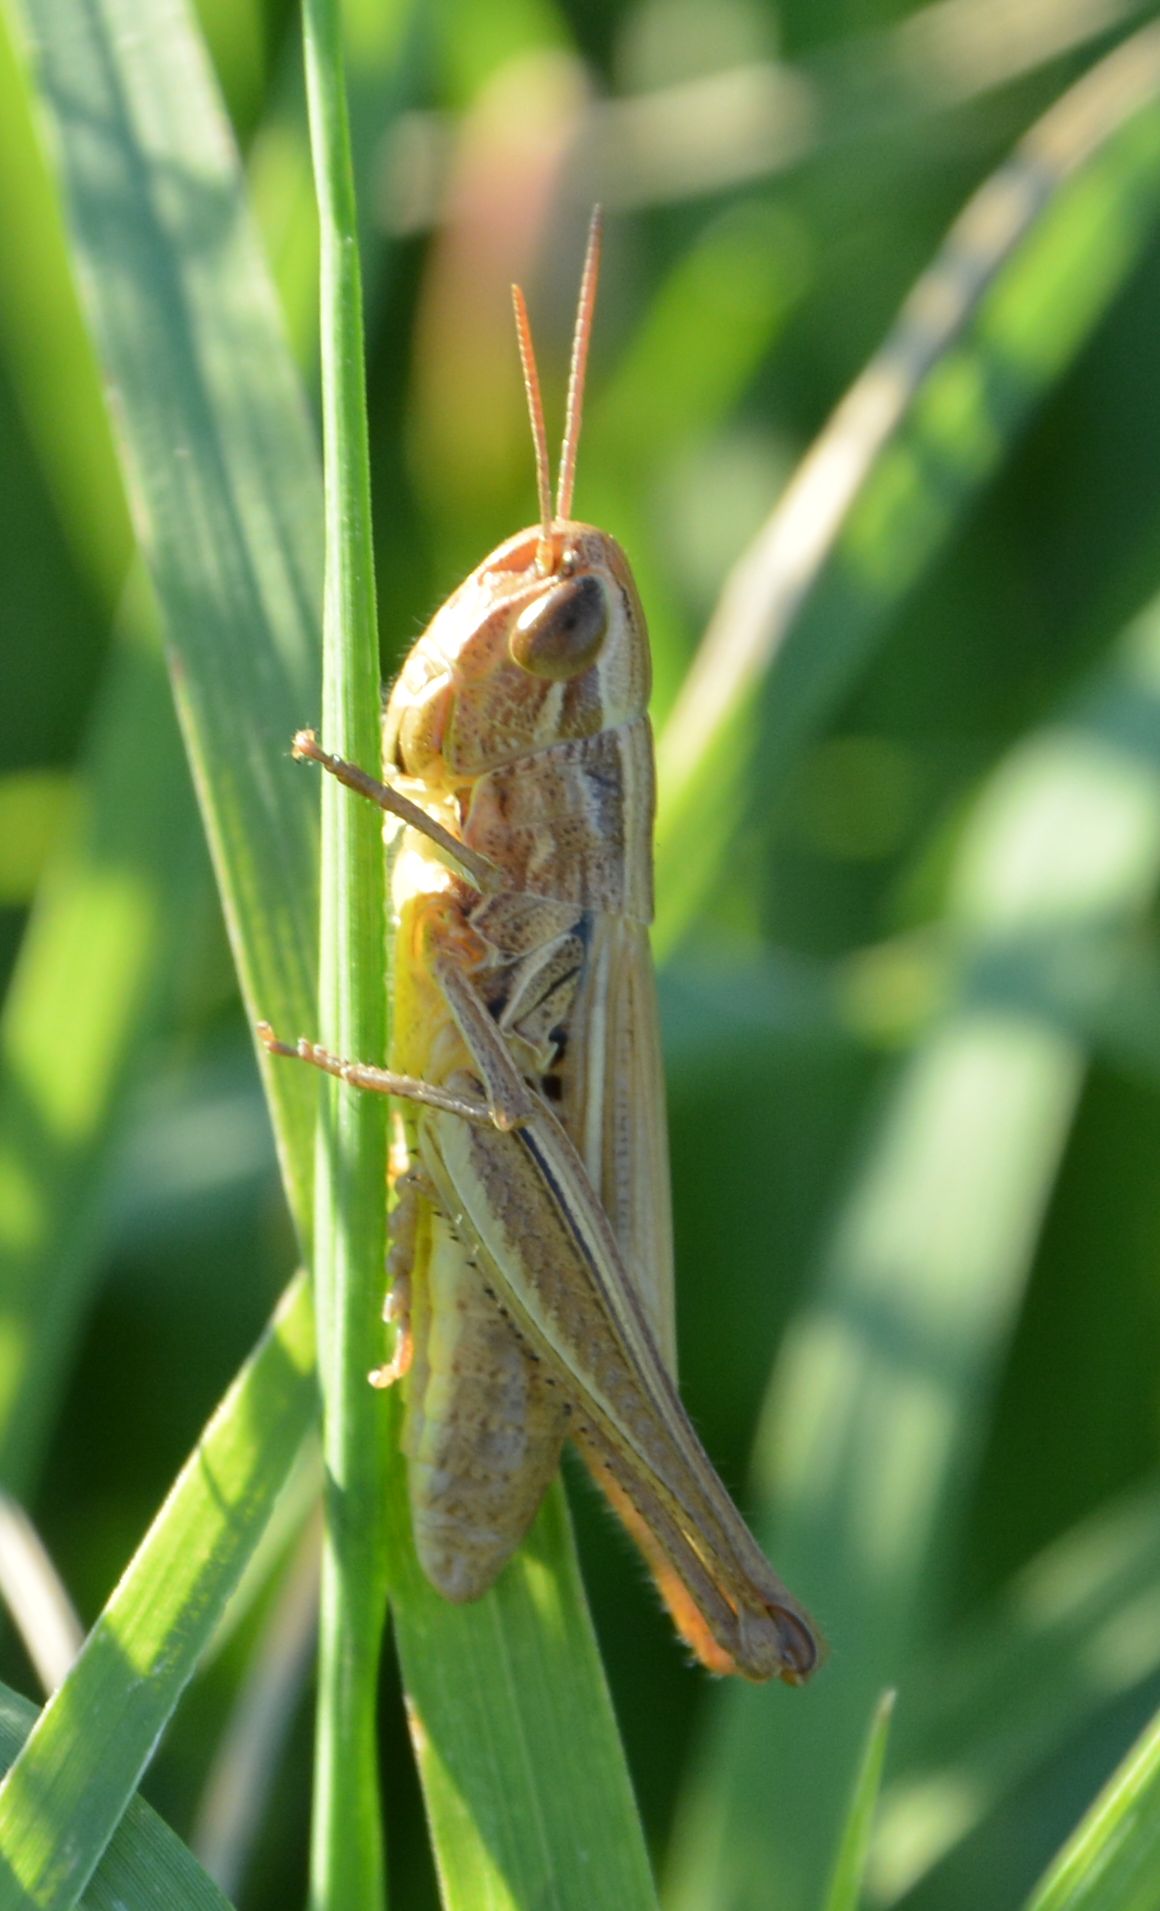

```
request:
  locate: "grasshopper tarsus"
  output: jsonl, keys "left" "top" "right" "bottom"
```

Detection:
{"left": 290, "top": 725, "right": 322, "bottom": 763}
{"left": 291, "top": 727, "right": 397, "bottom": 813}
{"left": 255, "top": 1020, "right": 297, "bottom": 1061}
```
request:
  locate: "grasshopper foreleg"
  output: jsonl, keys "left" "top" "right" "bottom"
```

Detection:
{"left": 255, "top": 1022, "right": 502, "bottom": 1125}
{"left": 291, "top": 728, "right": 501, "bottom": 895}
{"left": 257, "top": 892, "right": 539, "bottom": 1132}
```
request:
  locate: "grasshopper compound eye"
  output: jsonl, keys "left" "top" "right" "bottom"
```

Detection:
{"left": 509, "top": 573, "right": 608, "bottom": 680}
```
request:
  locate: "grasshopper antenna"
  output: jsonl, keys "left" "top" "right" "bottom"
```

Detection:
{"left": 511, "top": 283, "right": 554, "bottom": 566}
{"left": 555, "top": 205, "right": 603, "bottom": 524}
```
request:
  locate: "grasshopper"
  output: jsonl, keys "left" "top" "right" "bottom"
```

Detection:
{"left": 260, "top": 210, "right": 819, "bottom": 1683}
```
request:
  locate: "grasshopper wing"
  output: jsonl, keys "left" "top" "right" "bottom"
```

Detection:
{"left": 418, "top": 1092, "right": 819, "bottom": 1684}
{"left": 563, "top": 916, "right": 676, "bottom": 1372}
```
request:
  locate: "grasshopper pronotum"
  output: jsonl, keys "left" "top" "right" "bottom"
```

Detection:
{"left": 260, "top": 210, "right": 820, "bottom": 1683}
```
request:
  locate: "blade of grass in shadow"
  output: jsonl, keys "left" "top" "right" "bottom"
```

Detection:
{"left": 3, "top": 0, "right": 654, "bottom": 1900}
{"left": 0, "top": 1271, "right": 315, "bottom": 1910}
{"left": 191, "top": 1511, "right": 320, "bottom": 1902}
{"left": 0, "top": 1683, "right": 235, "bottom": 1911}
{"left": 667, "top": 584, "right": 1160, "bottom": 1911}
{"left": 0, "top": 599, "right": 205, "bottom": 1498}
{"left": 655, "top": 22, "right": 1160, "bottom": 953}
{"left": 822, "top": 1690, "right": 895, "bottom": 1911}
{"left": 871, "top": 1481, "right": 1160, "bottom": 1902}
{"left": 300, "top": 0, "right": 389, "bottom": 1902}
{"left": 1024, "top": 1689, "right": 1160, "bottom": 1910}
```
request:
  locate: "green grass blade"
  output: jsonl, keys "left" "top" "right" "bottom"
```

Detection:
{"left": 301, "top": 0, "right": 390, "bottom": 1903}
{"left": 0, "top": 1684, "right": 234, "bottom": 1911}
{"left": 4, "top": 0, "right": 325, "bottom": 1231}
{"left": 0, "top": 606, "right": 203, "bottom": 1497}
{"left": 1025, "top": 1694, "right": 1160, "bottom": 1911}
{"left": 873, "top": 1481, "right": 1160, "bottom": 1900}
{"left": 0, "top": 1272, "right": 314, "bottom": 1910}
{"left": 654, "top": 23, "right": 1160, "bottom": 952}
{"left": 821, "top": 1690, "right": 895, "bottom": 1911}
{"left": 386, "top": 1476, "right": 656, "bottom": 1911}
{"left": 667, "top": 581, "right": 1160, "bottom": 1911}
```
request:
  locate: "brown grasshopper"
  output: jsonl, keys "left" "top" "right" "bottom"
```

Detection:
{"left": 260, "top": 210, "right": 820, "bottom": 1682}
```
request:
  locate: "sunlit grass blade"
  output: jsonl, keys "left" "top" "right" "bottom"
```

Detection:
{"left": 655, "top": 21, "right": 1160, "bottom": 952}
{"left": 3, "top": 0, "right": 325, "bottom": 1231}
{"left": 873, "top": 1481, "right": 1160, "bottom": 1901}
{"left": 0, "top": 1271, "right": 314, "bottom": 1910}
{"left": 247, "top": 0, "right": 411, "bottom": 367}
{"left": 822, "top": 1690, "right": 895, "bottom": 1911}
{"left": 1024, "top": 1690, "right": 1160, "bottom": 1910}
{"left": 300, "top": 0, "right": 390, "bottom": 1902}
{"left": 668, "top": 577, "right": 1160, "bottom": 1910}
{"left": 0, "top": 1683, "right": 234, "bottom": 1911}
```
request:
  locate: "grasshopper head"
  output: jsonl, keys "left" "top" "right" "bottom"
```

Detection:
{"left": 384, "top": 518, "right": 650, "bottom": 782}
{"left": 385, "top": 213, "right": 653, "bottom": 784}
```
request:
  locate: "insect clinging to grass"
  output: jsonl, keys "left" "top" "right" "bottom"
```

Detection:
{"left": 259, "top": 208, "right": 821, "bottom": 1683}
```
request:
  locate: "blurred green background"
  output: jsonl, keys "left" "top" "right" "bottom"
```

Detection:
{"left": 4, "top": 0, "right": 1160, "bottom": 1905}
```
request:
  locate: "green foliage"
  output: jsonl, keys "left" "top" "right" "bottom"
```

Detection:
{"left": 301, "top": 0, "right": 392, "bottom": 1898}
{"left": 823, "top": 1691, "right": 896, "bottom": 1911}
{"left": 0, "top": 1680, "right": 234, "bottom": 1908}
{"left": 2, "top": 0, "right": 1160, "bottom": 1907}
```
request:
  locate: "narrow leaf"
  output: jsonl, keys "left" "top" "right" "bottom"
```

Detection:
{"left": 0, "top": 1272, "right": 315, "bottom": 1910}
{"left": 0, "top": 1683, "right": 235, "bottom": 1911}
{"left": 822, "top": 1690, "right": 896, "bottom": 1911}
{"left": 301, "top": 0, "right": 390, "bottom": 1901}
{"left": 1025, "top": 1695, "right": 1160, "bottom": 1911}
